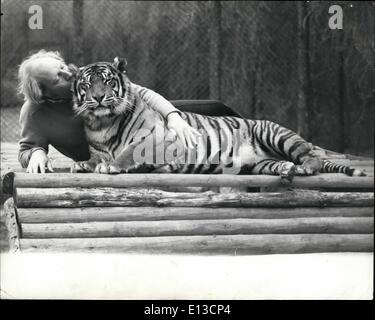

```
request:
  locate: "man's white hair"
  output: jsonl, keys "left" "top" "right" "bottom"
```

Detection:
{"left": 17, "top": 49, "right": 65, "bottom": 104}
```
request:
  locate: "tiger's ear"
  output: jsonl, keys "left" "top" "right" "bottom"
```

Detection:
{"left": 113, "top": 57, "right": 127, "bottom": 73}
{"left": 68, "top": 64, "right": 81, "bottom": 77}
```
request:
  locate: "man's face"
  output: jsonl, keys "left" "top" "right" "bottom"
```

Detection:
{"left": 29, "top": 57, "right": 73, "bottom": 101}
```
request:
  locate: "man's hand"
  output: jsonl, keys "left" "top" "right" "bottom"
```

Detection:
{"left": 167, "top": 112, "right": 202, "bottom": 149}
{"left": 26, "top": 149, "right": 54, "bottom": 173}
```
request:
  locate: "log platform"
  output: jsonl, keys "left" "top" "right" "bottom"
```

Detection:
{"left": 1, "top": 142, "right": 374, "bottom": 254}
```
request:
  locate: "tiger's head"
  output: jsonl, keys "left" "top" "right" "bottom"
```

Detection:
{"left": 71, "top": 57, "right": 133, "bottom": 119}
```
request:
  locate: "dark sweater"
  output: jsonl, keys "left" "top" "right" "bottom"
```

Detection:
{"left": 18, "top": 100, "right": 90, "bottom": 168}
{"left": 18, "top": 99, "right": 242, "bottom": 168}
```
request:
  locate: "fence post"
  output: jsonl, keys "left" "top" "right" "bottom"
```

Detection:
{"left": 209, "top": 1, "right": 222, "bottom": 100}
{"left": 338, "top": 31, "right": 347, "bottom": 153}
{"left": 296, "top": 1, "right": 310, "bottom": 140}
{"left": 73, "top": 0, "right": 84, "bottom": 66}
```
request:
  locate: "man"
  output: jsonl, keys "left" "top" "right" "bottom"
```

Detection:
{"left": 17, "top": 50, "right": 207, "bottom": 173}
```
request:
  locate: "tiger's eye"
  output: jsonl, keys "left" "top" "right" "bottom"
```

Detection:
{"left": 109, "top": 79, "right": 116, "bottom": 87}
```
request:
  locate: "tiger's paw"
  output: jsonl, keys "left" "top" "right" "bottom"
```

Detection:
{"left": 94, "top": 162, "right": 123, "bottom": 174}
{"left": 280, "top": 162, "right": 296, "bottom": 184}
{"left": 71, "top": 161, "right": 96, "bottom": 173}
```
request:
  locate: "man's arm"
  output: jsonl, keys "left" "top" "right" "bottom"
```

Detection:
{"left": 133, "top": 84, "right": 182, "bottom": 118}
{"left": 18, "top": 102, "right": 49, "bottom": 168}
{"left": 132, "top": 84, "right": 201, "bottom": 149}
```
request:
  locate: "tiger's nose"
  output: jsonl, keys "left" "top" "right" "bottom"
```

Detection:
{"left": 93, "top": 95, "right": 105, "bottom": 103}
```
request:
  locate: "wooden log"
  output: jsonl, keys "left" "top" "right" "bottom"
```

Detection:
{"left": 19, "top": 234, "right": 374, "bottom": 254}
{"left": 1, "top": 170, "right": 14, "bottom": 195}
{"left": 17, "top": 207, "right": 375, "bottom": 224}
{"left": 12, "top": 172, "right": 374, "bottom": 189}
{"left": 15, "top": 188, "right": 374, "bottom": 208}
{"left": 1, "top": 161, "right": 22, "bottom": 167}
{"left": 21, "top": 217, "right": 374, "bottom": 238}
{"left": 3, "top": 198, "right": 21, "bottom": 252}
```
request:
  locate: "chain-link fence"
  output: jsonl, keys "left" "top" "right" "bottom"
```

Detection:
{"left": 1, "top": 0, "right": 373, "bottom": 155}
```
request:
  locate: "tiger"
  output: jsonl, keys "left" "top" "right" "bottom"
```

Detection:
{"left": 70, "top": 57, "right": 365, "bottom": 180}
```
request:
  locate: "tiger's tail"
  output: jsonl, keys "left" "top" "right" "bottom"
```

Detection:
{"left": 321, "top": 159, "right": 366, "bottom": 176}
